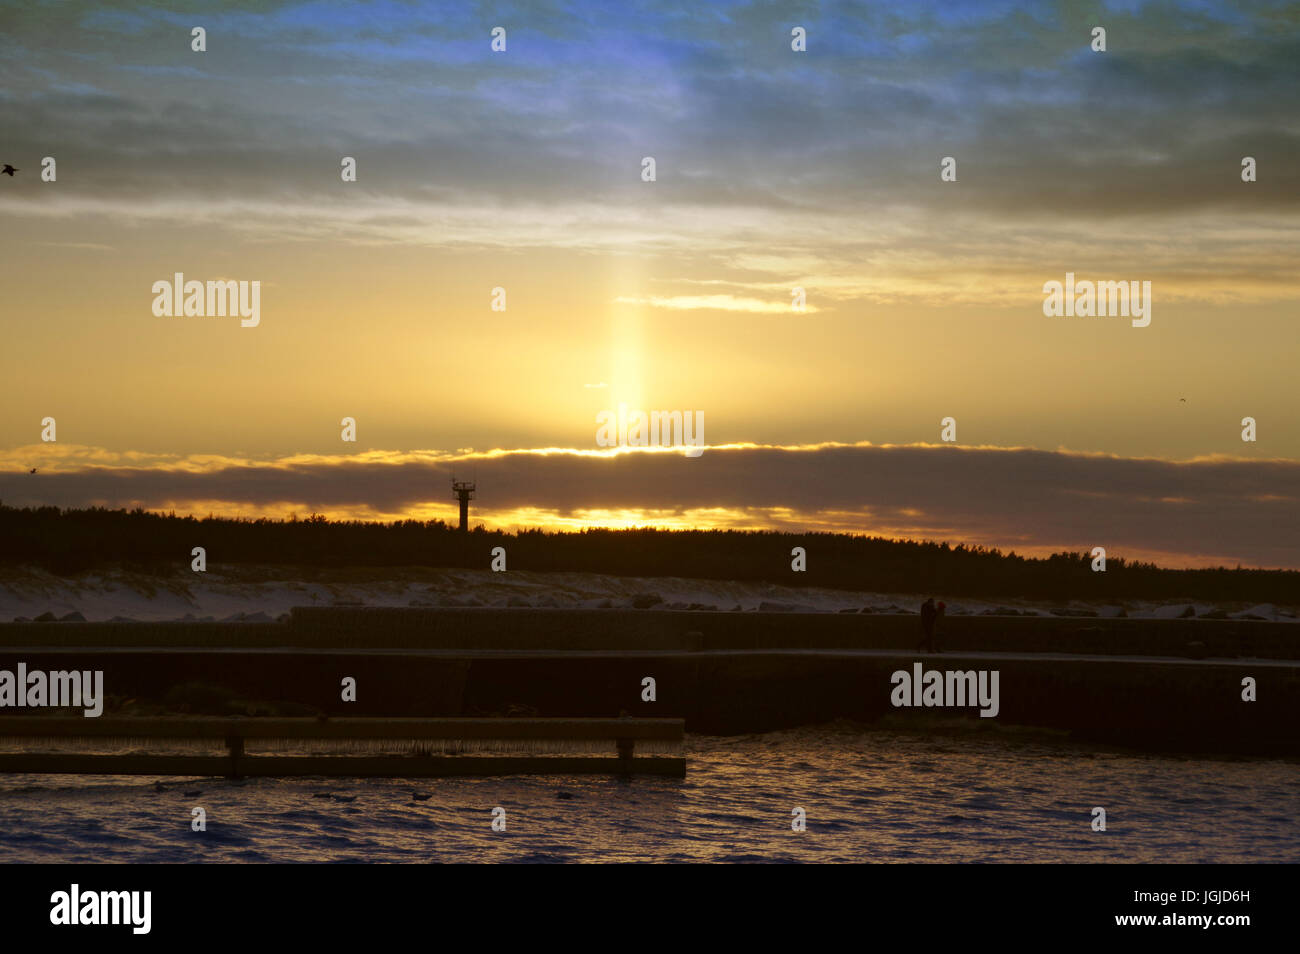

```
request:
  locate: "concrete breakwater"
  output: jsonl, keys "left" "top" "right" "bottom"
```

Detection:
{"left": 0, "top": 646, "right": 1294, "bottom": 756}
{"left": 0, "top": 608, "right": 1295, "bottom": 755}
{"left": 1, "top": 606, "right": 1296, "bottom": 657}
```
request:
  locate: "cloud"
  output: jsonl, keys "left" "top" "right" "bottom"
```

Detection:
{"left": 1, "top": 0, "right": 1297, "bottom": 304}
{"left": 614, "top": 293, "right": 817, "bottom": 314}
{"left": 1, "top": 441, "right": 1296, "bottom": 568}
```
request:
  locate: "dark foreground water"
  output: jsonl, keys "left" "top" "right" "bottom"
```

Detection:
{"left": 0, "top": 722, "right": 1295, "bottom": 863}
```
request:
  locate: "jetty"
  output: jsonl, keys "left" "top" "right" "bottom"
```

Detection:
{"left": 0, "top": 716, "right": 686, "bottom": 777}
{"left": 0, "top": 607, "right": 1296, "bottom": 757}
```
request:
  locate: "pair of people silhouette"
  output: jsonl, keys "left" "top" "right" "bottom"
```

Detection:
{"left": 919, "top": 597, "right": 945, "bottom": 653}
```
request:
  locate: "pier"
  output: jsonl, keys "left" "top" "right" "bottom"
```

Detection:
{"left": 0, "top": 608, "right": 1295, "bottom": 756}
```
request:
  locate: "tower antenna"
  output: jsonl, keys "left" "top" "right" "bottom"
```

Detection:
{"left": 451, "top": 474, "right": 476, "bottom": 533}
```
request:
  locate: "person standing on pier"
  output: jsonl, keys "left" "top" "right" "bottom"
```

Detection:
{"left": 919, "top": 597, "right": 937, "bottom": 653}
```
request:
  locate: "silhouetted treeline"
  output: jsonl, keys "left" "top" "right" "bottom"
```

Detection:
{"left": 0, "top": 505, "right": 1295, "bottom": 603}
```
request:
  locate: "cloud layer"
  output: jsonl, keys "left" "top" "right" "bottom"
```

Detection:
{"left": 2, "top": 441, "right": 1296, "bottom": 568}
{"left": 2, "top": 0, "right": 1298, "bottom": 301}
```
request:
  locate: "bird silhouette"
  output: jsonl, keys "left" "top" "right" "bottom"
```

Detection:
{"left": 28, "top": 468, "right": 36, "bottom": 474}
{"left": 1179, "top": 398, "right": 1187, "bottom": 404}
{"left": 2, "top": 165, "right": 17, "bottom": 177}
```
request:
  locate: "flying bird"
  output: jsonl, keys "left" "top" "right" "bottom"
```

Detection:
{"left": 28, "top": 468, "right": 36, "bottom": 474}
{"left": 2, "top": 165, "right": 17, "bottom": 177}
{"left": 1179, "top": 398, "right": 1187, "bottom": 403}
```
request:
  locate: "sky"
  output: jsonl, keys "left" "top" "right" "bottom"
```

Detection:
{"left": 1, "top": 0, "right": 1297, "bottom": 567}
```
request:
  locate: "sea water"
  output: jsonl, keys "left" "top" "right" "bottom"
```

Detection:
{"left": 0, "top": 723, "right": 1295, "bottom": 863}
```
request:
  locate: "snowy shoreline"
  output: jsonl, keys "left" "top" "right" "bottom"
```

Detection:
{"left": 0, "top": 565, "right": 1294, "bottom": 624}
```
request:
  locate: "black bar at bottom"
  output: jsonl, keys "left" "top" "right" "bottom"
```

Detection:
{"left": 0, "top": 863, "right": 1286, "bottom": 941}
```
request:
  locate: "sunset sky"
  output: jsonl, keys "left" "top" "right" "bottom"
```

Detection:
{"left": 1, "top": 0, "right": 1298, "bottom": 568}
